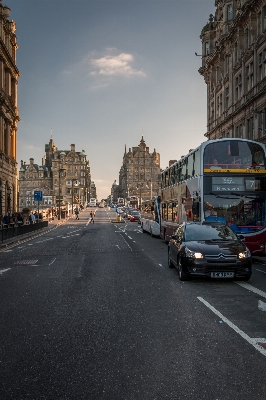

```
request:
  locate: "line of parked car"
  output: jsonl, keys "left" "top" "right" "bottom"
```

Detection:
{"left": 116, "top": 206, "right": 141, "bottom": 222}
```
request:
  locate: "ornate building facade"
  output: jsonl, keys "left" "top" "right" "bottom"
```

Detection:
{"left": 0, "top": 1, "right": 19, "bottom": 216}
{"left": 199, "top": 0, "right": 266, "bottom": 143}
{"left": 19, "top": 139, "right": 93, "bottom": 212}
{"left": 18, "top": 159, "right": 53, "bottom": 211}
{"left": 119, "top": 137, "right": 161, "bottom": 203}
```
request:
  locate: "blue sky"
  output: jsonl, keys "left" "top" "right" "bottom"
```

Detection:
{"left": 7, "top": 0, "right": 215, "bottom": 200}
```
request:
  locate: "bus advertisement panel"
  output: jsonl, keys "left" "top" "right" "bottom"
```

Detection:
{"left": 160, "top": 138, "right": 266, "bottom": 255}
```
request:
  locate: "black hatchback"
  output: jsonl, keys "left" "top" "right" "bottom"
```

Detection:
{"left": 168, "top": 222, "right": 252, "bottom": 281}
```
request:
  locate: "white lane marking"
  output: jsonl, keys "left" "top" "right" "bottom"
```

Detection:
{"left": 119, "top": 233, "right": 132, "bottom": 251}
{"left": 251, "top": 338, "right": 266, "bottom": 344}
{"left": 0, "top": 268, "right": 11, "bottom": 275}
{"left": 255, "top": 268, "right": 266, "bottom": 274}
{"left": 14, "top": 260, "right": 38, "bottom": 265}
{"left": 3, "top": 249, "right": 12, "bottom": 252}
{"left": 198, "top": 296, "right": 266, "bottom": 357}
{"left": 235, "top": 282, "right": 266, "bottom": 299}
{"left": 127, "top": 236, "right": 132, "bottom": 239}
{"left": 115, "top": 245, "right": 121, "bottom": 250}
{"left": 49, "top": 258, "right": 56, "bottom": 265}
{"left": 258, "top": 300, "right": 266, "bottom": 311}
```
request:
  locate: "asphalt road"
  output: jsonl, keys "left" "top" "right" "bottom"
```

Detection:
{"left": 0, "top": 208, "right": 266, "bottom": 400}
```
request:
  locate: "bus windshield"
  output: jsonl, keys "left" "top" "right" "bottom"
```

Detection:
{"left": 204, "top": 140, "right": 266, "bottom": 170}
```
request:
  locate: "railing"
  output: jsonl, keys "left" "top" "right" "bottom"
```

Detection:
{"left": 0, "top": 221, "right": 49, "bottom": 243}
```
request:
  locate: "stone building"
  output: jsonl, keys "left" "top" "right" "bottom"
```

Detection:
{"left": 45, "top": 139, "right": 91, "bottom": 210}
{"left": 18, "top": 159, "right": 53, "bottom": 211}
{"left": 199, "top": 0, "right": 266, "bottom": 143}
{"left": 89, "top": 181, "right": 96, "bottom": 200}
{"left": 19, "top": 139, "right": 92, "bottom": 213}
{"left": 0, "top": 1, "right": 19, "bottom": 216}
{"left": 119, "top": 137, "right": 161, "bottom": 203}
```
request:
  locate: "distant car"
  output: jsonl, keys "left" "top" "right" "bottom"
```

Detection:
{"left": 127, "top": 208, "right": 135, "bottom": 219}
{"left": 168, "top": 222, "right": 252, "bottom": 281}
{"left": 129, "top": 211, "right": 141, "bottom": 222}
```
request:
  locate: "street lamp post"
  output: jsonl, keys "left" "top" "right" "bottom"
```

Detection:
{"left": 146, "top": 179, "right": 153, "bottom": 199}
{"left": 58, "top": 167, "right": 66, "bottom": 220}
{"left": 0, "top": 180, "right": 2, "bottom": 218}
{"left": 7, "top": 186, "right": 11, "bottom": 213}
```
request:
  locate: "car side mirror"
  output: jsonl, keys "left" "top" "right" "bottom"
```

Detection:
{"left": 237, "top": 234, "right": 245, "bottom": 240}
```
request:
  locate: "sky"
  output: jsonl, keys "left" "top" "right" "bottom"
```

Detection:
{"left": 6, "top": 0, "right": 216, "bottom": 201}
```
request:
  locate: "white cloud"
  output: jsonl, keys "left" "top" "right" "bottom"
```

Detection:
{"left": 89, "top": 51, "right": 146, "bottom": 78}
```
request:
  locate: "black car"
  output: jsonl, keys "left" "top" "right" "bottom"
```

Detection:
{"left": 168, "top": 222, "right": 252, "bottom": 281}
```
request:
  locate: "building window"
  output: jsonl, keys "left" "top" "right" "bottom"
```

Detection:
{"left": 225, "top": 86, "right": 229, "bottom": 109}
{"left": 217, "top": 93, "right": 222, "bottom": 116}
{"left": 234, "top": 42, "right": 238, "bottom": 63}
{"left": 225, "top": 56, "right": 229, "bottom": 73}
{"left": 247, "top": 117, "right": 254, "bottom": 140}
{"left": 246, "top": 63, "right": 254, "bottom": 91}
{"left": 259, "top": 50, "right": 266, "bottom": 80}
{"left": 227, "top": 4, "right": 233, "bottom": 21}
{"left": 235, "top": 74, "right": 242, "bottom": 101}
{"left": 205, "top": 42, "right": 210, "bottom": 56}
{"left": 264, "top": 8, "right": 266, "bottom": 29}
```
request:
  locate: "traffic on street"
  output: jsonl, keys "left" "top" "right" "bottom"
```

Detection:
{"left": 1, "top": 207, "right": 266, "bottom": 399}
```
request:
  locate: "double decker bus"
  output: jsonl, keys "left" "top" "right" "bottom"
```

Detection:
{"left": 129, "top": 196, "right": 139, "bottom": 209}
{"left": 140, "top": 196, "right": 161, "bottom": 236}
{"left": 160, "top": 138, "right": 266, "bottom": 255}
{"left": 89, "top": 198, "right": 97, "bottom": 207}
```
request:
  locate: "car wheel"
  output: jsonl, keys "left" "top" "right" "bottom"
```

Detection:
{"left": 178, "top": 257, "right": 189, "bottom": 281}
{"left": 168, "top": 248, "right": 174, "bottom": 268}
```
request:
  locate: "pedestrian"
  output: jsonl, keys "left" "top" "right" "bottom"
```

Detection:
{"left": 90, "top": 211, "right": 94, "bottom": 224}
{"left": 3, "top": 212, "right": 10, "bottom": 227}
{"left": 29, "top": 212, "right": 35, "bottom": 224}
{"left": 17, "top": 213, "right": 24, "bottom": 225}
{"left": 75, "top": 207, "right": 79, "bottom": 220}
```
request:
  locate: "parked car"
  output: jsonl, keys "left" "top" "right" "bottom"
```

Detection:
{"left": 129, "top": 211, "right": 141, "bottom": 222}
{"left": 168, "top": 222, "right": 252, "bottom": 281}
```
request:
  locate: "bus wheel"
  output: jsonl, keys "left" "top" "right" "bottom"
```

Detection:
{"left": 178, "top": 258, "right": 189, "bottom": 281}
{"left": 168, "top": 248, "right": 174, "bottom": 268}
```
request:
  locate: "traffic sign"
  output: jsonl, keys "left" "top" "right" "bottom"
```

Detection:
{"left": 34, "top": 191, "right": 43, "bottom": 201}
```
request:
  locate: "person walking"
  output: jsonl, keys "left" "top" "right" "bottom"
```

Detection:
{"left": 75, "top": 207, "right": 79, "bottom": 220}
{"left": 90, "top": 211, "right": 94, "bottom": 224}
